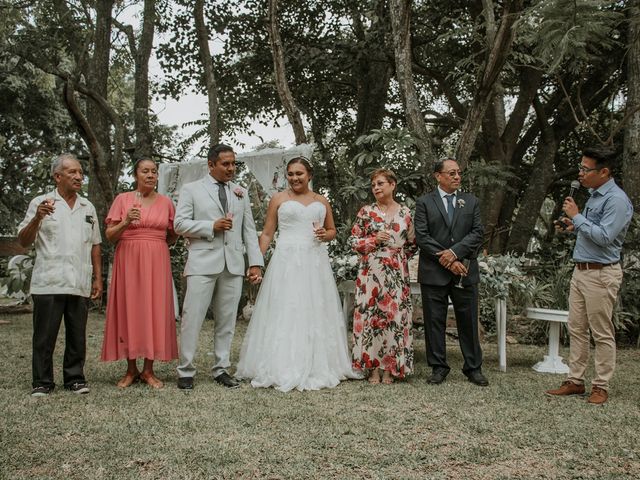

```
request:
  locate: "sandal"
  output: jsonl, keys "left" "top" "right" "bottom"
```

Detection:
{"left": 367, "top": 370, "right": 381, "bottom": 385}
{"left": 116, "top": 372, "right": 139, "bottom": 388}
{"left": 382, "top": 371, "right": 394, "bottom": 385}
{"left": 140, "top": 372, "right": 164, "bottom": 389}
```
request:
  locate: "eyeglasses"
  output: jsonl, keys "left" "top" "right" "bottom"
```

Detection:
{"left": 371, "top": 181, "right": 389, "bottom": 188}
{"left": 577, "top": 164, "right": 601, "bottom": 173}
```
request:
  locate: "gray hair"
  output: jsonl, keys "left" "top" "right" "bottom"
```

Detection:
{"left": 51, "top": 153, "right": 78, "bottom": 176}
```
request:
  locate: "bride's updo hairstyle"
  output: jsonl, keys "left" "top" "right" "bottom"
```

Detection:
{"left": 287, "top": 156, "right": 313, "bottom": 177}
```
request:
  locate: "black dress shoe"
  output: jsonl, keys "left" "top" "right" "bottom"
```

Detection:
{"left": 466, "top": 370, "right": 489, "bottom": 387}
{"left": 177, "top": 377, "right": 194, "bottom": 390}
{"left": 214, "top": 372, "right": 240, "bottom": 389}
{"left": 427, "top": 371, "right": 448, "bottom": 385}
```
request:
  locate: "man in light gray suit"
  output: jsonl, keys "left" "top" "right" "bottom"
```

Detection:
{"left": 174, "top": 144, "right": 264, "bottom": 389}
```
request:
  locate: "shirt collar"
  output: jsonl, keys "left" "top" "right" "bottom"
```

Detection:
{"left": 589, "top": 177, "right": 616, "bottom": 197}
{"left": 437, "top": 186, "right": 457, "bottom": 199}
{"left": 208, "top": 175, "right": 226, "bottom": 188}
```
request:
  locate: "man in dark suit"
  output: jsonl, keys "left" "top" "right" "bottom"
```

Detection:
{"left": 414, "top": 158, "right": 487, "bottom": 386}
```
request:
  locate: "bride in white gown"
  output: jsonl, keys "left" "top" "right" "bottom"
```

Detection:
{"left": 236, "top": 157, "right": 359, "bottom": 392}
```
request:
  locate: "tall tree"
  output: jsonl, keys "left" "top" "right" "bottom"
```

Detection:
{"left": 389, "top": 0, "right": 435, "bottom": 175}
{"left": 267, "top": 0, "right": 307, "bottom": 144}
{"left": 624, "top": 0, "right": 640, "bottom": 204}
{"left": 194, "top": 0, "right": 220, "bottom": 146}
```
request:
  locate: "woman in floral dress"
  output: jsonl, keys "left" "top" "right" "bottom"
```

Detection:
{"left": 350, "top": 169, "right": 417, "bottom": 384}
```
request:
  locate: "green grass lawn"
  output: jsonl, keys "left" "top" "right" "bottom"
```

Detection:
{"left": 1, "top": 312, "right": 639, "bottom": 479}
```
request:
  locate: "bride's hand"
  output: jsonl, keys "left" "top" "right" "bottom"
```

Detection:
{"left": 314, "top": 227, "right": 327, "bottom": 242}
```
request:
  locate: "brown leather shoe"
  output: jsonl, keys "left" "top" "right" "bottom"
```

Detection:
{"left": 587, "top": 386, "right": 608, "bottom": 405}
{"left": 545, "top": 380, "right": 585, "bottom": 397}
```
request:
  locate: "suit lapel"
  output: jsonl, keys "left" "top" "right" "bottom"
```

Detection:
{"left": 431, "top": 191, "right": 450, "bottom": 226}
{"left": 201, "top": 177, "right": 224, "bottom": 213}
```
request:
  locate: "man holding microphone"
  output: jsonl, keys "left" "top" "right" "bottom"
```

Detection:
{"left": 546, "top": 146, "right": 633, "bottom": 405}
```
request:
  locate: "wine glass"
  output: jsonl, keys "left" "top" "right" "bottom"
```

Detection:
{"left": 454, "top": 259, "right": 471, "bottom": 288}
{"left": 226, "top": 212, "right": 234, "bottom": 231}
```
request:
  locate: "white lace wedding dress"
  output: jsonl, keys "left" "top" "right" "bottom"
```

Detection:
{"left": 236, "top": 200, "right": 359, "bottom": 392}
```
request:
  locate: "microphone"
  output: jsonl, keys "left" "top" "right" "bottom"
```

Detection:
{"left": 568, "top": 180, "right": 580, "bottom": 199}
{"left": 556, "top": 180, "right": 581, "bottom": 230}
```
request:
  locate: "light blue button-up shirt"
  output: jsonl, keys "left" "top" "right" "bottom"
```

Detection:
{"left": 571, "top": 178, "right": 633, "bottom": 263}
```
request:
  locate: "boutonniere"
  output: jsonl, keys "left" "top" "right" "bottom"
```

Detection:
{"left": 457, "top": 199, "right": 465, "bottom": 208}
{"left": 233, "top": 187, "right": 244, "bottom": 199}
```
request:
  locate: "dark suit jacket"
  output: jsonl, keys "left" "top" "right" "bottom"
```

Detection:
{"left": 414, "top": 190, "right": 484, "bottom": 286}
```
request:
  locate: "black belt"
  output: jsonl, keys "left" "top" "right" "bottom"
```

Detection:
{"left": 574, "top": 262, "right": 619, "bottom": 271}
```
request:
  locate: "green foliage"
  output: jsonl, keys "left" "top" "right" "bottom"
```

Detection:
{"left": 477, "top": 253, "right": 557, "bottom": 340}
{"left": 526, "top": 0, "right": 624, "bottom": 74}
{"left": 0, "top": 254, "right": 33, "bottom": 303}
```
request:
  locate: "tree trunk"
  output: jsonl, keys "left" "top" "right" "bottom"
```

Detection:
{"left": 133, "top": 0, "right": 156, "bottom": 158}
{"left": 85, "top": 0, "right": 116, "bottom": 221}
{"left": 455, "top": 0, "right": 523, "bottom": 168}
{"left": 506, "top": 99, "right": 558, "bottom": 253}
{"left": 194, "top": 0, "right": 220, "bottom": 146}
{"left": 624, "top": 0, "right": 640, "bottom": 204}
{"left": 267, "top": 0, "right": 307, "bottom": 145}
{"left": 351, "top": 1, "right": 392, "bottom": 140}
{"left": 389, "top": 0, "right": 435, "bottom": 176}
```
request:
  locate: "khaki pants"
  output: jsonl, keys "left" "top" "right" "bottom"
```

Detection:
{"left": 567, "top": 264, "right": 623, "bottom": 390}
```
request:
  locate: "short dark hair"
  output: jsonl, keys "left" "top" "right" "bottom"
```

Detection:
{"left": 208, "top": 144, "right": 234, "bottom": 164}
{"left": 287, "top": 156, "right": 313, "bottom": 176}
{"left": 582, "top": 146, "right": 617, "bottom": 172}
{"left": 433, "top": 157, "right": 456, "bottom": 173}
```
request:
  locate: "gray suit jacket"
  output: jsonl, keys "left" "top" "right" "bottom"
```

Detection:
{"left": 174, "top": 177, "right": 264, "bottom": 276}
{"left": 414, "top": 190, "right": 484, "bottom": 286}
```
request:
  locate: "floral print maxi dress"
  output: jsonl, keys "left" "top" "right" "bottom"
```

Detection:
{"left": 350, "top": 204, "right": 417, "bottom": 378}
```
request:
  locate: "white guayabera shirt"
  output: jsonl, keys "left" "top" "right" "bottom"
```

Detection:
{"left": 18, "top": 189, "right": 102, "bottom": 298}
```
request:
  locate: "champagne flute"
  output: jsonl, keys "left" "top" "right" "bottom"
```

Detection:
{"left": 312, "top": 220, "right": 322, "bottom": 241}
{"left": 226, "top": 211, "right": 234, "bottom": 231}
{"left": 132, "top": 191, "right": 142, "bottom": 225}
{"left": 454, "top": 259, "right": 471, "bottom": 289}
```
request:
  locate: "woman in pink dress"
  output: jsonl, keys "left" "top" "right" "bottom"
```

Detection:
{"left": 101, "top": 159, "right": 178, "bottom": 388}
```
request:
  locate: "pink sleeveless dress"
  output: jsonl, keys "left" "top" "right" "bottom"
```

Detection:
{"left": 101, "top": 192, "right": 178, "bottom": 361}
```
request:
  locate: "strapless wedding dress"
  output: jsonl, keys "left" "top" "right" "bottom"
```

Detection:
{"left": 236, "top": 200, "right": 359, "bottom": 392}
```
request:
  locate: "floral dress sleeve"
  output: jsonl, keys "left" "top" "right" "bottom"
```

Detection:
{"left": 402, "top": 206, "right": 418, "bottom": 258}
{"left": 350, "top": 205, "right": 380, "bottom": 255}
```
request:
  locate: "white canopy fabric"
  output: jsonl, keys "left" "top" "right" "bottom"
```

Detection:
{"left": 158, "top": 144, "right": 315, "bottom": 202}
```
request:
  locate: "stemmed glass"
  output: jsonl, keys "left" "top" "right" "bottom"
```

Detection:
{"left": 454, "top": 259, "right": 471, "bottom": 288}
{"left": 44, "top": 197, "right": 57, "bottom": 220}
{"left": 132, "top": 191, "right": 142, "bottom": 225}
{"left": 226, "top": 212, "right": 234, "bottom": 231}
{"left": 312, "top": 220, "right": 322, "bottom": 241}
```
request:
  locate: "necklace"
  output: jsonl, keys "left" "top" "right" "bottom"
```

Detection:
{"left": 376, "top": 201, "right": 396, "bottom": 217}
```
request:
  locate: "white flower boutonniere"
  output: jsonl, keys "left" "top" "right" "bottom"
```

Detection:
{"left": 233, "top": 187, "right": 244, "bottom": 199}
{"left": 457, "top": 199, "right": 465, "bottom": 208}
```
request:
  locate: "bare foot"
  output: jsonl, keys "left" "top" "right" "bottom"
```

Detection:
{"left": 368, "top": 369, "right": 381, "bottom": 384}
{"left": 382, "top": 371, "right": 394, "bottom": 385}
